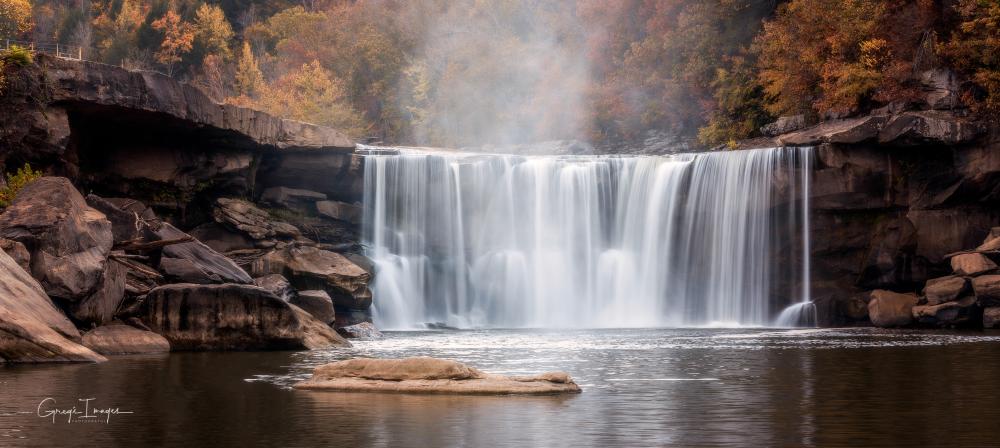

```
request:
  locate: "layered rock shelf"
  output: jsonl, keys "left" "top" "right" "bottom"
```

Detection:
{"left": 294, "top": 357, "right": 582, "bottom": 395}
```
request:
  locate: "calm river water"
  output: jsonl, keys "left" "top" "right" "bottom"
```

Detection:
{"left": 2, "top": 328, "right": 1000, "bottom": 447}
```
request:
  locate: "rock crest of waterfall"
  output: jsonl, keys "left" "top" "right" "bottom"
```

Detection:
{"left": 363, "top": 147, "right": 812, "bottom": 329}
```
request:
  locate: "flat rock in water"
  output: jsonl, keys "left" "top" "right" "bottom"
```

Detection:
{"left": 294, "top": 357, "right": 581, "bottom": 395}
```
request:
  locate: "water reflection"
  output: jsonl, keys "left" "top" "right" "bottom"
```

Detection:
{"left": 2, "top": 328, "right": 1000, "bottom": 447}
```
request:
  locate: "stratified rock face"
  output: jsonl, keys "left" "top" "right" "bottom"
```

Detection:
{"left": 137, "top": 283, "right": 348, "bottom": 351}
{"left": 81, "top": 323, "right": 170, "bottom": 355}
{"left": 924, "top": 276, "right": 969, "bottom": 305}
{"left": 0, "top": 177, "right": 114, "bottom": 301}
{"left": 252, "top": 245, "right": 371, "bottom": 310}
{"left": 878, "top": 111, "right": 984, "bottom": 146}
{"left": 868, "top": 290, "right": 919, "bottom": 327}
{"left": 951, "top": 253, "right": 997, "bottom": 277}
{"left": 253, "top": 274, "right": 297, "bottom": 302}
{"left": 337, "top": 322, "right": 383, "bottom": 339}
{"left": 294, "top": 357, "right": 581, "bottom": 395}
{"left": 777, "top": 116, "right": 887, "bottom": 146}
{"left": 45, "top": 56, "right": 354, "bottom": 150}
{"left": 0, "top": 248, "right": 106, "bottom": 363}
{"left": 155, "top": 223, "right": 253, "bottom": 284}
{"left": 291, "top": 290, "right": 336, "bottom": 325}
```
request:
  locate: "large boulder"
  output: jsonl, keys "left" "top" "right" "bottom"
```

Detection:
{"left": 912, "top": 296, "right": 979, "bottom": 327}
{"left": 760, "top": 115, "right": 807, "bottom": 137}
{"left": 155, "top": 223, "right": 253, "bottom": 284}
{"left": 135, "top": 283, "right": 349, "bottom": 350}
{"left": 923, "top": 276, "right": 969, "bottom": 305}
{"left": 68, "top": 259, "right": 127, "bottom": 325}
{"left": 972, "top": 275, "right": 1000, "bottom": 307}
{"left": 212, "top": 198, "right": 300, "bottom": 241}
{"left": 867, "top": 290, "right": 920, "bottom": 327}
{"left": 951, "top": 253, "right": 997, "bottom": 277}
{"left": 81, "top": 323, "right": 170, "bottom": 355}
{"left": 291, "top": 290, "right": 336, "bottom": 325}
{"left": 0, "top": 248, "right": 106, "bottom": 363}
{"left": 294, "top": 357, "right": 580, "bottom": 395}
{"left": 188, "top": 222, "right": 255, "bottom": 253}
{"left": 252, "top": 245, "right": 372, "bottom": 310}
{"left": 0, "top": 177, "right": 113, "bottom": 301}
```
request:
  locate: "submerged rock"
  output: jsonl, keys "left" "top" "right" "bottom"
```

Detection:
{"left": 135, "top": 283, "right": 348, "bottom": 351}
{"left": 82, "top": 323, "right": 170, "bottom": 355}
{"left": 0, "top": 248, "right": 105, "bottom": 363}
{"left": 868, "top": 290, "right": 920, "bottom": 327}
{"left": 294, "top": 357, "right": 581, "bottom": 395}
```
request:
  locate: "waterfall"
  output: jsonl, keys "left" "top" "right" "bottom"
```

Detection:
{"left": 363, "top": 147, "right": 812, "bottom": 329}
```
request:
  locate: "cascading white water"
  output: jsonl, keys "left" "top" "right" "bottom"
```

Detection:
{"left": 363, "top": 147, "right": 812, "bottom": 329}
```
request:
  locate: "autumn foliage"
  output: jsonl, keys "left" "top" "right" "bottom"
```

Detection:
{"left": 20, "top": 0, "right": 1000, "bottom": 146}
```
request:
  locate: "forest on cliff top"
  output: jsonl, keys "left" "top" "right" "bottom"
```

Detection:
{"left": 2, "top": 0, "right": 999, "bottom": 147}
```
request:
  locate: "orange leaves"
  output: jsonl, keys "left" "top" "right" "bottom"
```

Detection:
{"left": 151, "top": 10, "right": 194, "bottom": 73}
{"left": 0, "top": 0, "right": 32, "bottom": 38}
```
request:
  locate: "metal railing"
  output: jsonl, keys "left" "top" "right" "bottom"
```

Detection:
{"left": 3, "top": 39, "right": 83, "bottom": 60}
{"left": 1, "top": 38, "right": 172, "bottom": 77}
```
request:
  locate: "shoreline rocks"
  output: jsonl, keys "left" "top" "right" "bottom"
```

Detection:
{"left": 134, "top": 283, "right": 349, "bottom": 351}
{"left": 81, "top": 323, "right": 170, "bottom": 355}
{"left": 294, "top": 357, "right": 581, "bottom": 395}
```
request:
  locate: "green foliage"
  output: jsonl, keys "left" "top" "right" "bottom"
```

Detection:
{"left": 0, "top": 163, "right": 43, "bottom": 207}
{"left": 2, "top": 44, "right": 33, "bottom": 65}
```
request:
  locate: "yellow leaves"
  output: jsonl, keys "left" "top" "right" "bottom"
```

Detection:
{"left": 194, "top": 3, "right": 234, "bottom": 60}
{"left": 0, "top": 0, "right": 32, "bottom": 38}
{"left": 233, "top": 60, "right": 365, "bottom": 138}
{"left": 860, "top": 38, "right": 892, "bottom": 70}
{"left": 235, "top": 42, "right": 264, "bottom": 97}
{"left": 941, "top": 0, "right": 1000, "bottom": 112}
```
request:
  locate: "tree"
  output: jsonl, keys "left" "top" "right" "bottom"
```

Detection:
{"left": 0, "top": 0, "right": 32, "bottom": 39}
{"left": 193, "top": 3, "right": 234, "bottom": 61}
{"left": 92, "top": 0, "right": 145, "bottom": 65}
{"left": 256, "top": 60, "right": 365, "bottom": 136}
{"left": 233, "top": 41, "right": 263, "bottom": 96}
{"left": 151, "top": 9, "right": 194, "bottom": 75}
{"left": 941, "top": 0, "right": 1000, "bottom": 112}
